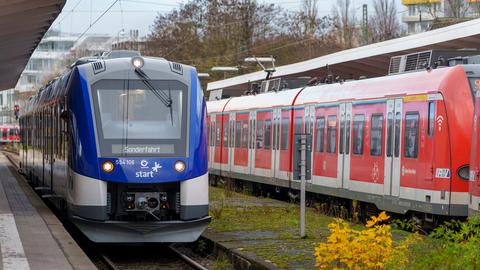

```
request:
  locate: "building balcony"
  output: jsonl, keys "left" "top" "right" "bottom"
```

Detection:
{"left": 402, "top": 13, "right": 436, "bottom": 23}
{"left": 402, "top": 0, "right": 440, "bottom": 4}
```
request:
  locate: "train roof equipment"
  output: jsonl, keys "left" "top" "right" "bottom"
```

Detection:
{"left": 206, "top": 18, "right": 480, "bottom": 100}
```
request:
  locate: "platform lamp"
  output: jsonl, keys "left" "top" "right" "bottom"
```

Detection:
{"left": 244, "top": 56, "right": 276, "bottom": 80}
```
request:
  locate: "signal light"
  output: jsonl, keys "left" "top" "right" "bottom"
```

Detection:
{"left": 131, "top": 56, "right": 144, "bottom": 69}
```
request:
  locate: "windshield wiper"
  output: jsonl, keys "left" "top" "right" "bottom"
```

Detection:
{"left": 134, "top": 69, "right": 174, "bottom": 124}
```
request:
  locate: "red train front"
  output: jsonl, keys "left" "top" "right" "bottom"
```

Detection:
{"left": 208, "top": 65, "right": 480, "bottom": 220}
{"left": 0, "top": 124, "right": 20, "bottom": 143}
{"left": 469, "top": 77, "right": 480, "bottom": 215}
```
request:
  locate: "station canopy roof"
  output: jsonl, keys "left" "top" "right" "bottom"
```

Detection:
{"left": 0, "top": 0, "right": 65, "bottom": 90}
{"left": 207, "top": 18, "right": 480, "bottom": 93}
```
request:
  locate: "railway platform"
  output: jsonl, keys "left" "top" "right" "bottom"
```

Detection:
{"left": 0, "top": 153, "right": 95, "bottom": 270}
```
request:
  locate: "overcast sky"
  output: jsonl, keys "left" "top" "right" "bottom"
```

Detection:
{"left": 50, "top": 0, "right": 405, "bottom": 37}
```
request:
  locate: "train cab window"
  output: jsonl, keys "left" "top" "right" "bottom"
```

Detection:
{"left": 353, "top": 114, "right": 365, "bottom": 155}
{"left": 241, "top": 121, "right": 248, "bottom": 148}
{"left": 370, "top": 114, "right": 384, "bottom": 156}
{"left": 281, "top": 117, "right": 290, "bottom": 150}
{"left": 264, "top": 119, "right": 272, "bottom": 149}
{"left": 235, "top": 121, "right": 241, "bottom": 148}
{"left": 315, "top": 117, "right": 325, "bottom": 152}
{"left": 294, "top": 116, "right": 303, "bottom": 135}
{"left": 256, "top": 120, "right": 264, "bottom": 149}
{"left": 327, "top": 115, "right": 337, "bottom": 153}
{"left": 404, "top": 112, "right": 419, "bottom": 158}
{"left": 387, "top": 112, "right": 393, "bottom": 157}
{"left": 428, "top": 102, "right": 435, "bottom": 137}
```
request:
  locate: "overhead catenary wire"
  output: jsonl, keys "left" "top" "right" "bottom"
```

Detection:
{"left": 74, "top": 0, "right": 120, "bottom": 43}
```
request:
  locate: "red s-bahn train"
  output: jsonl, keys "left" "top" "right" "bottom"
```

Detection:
{"left": 207, "top": 64, "right": 480, "bottom": 220}
{"left": 0, "top": 124, "right": 20, "bottom": 143}
{"left": 469, "top": 78, "right": 480, "bottom": 215}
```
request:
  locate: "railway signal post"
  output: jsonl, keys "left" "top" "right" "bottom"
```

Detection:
{"left": 294, "top": 134, "right": 312, "bottom": 238}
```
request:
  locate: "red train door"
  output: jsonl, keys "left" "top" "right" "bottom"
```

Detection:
{"left": 271, "top": 108, "right": 281, "bottom": 178}
{"left": 338, "top": 103, "right": 352, "bottom": 189}
{"left": 384, "top": 99, "right": 403, "bottom": 196}
{"left": 213, "top": 114, "right": 223, "bottom": 170}
{"left": 248, "top": 111, "right": 256, "bottom": 174}
{"left": 226, "top": 113, "right": 235, "bottom": 172}
{"left": 276, "top": 109, "right": 291, "bottom": 180}
{"left": 221, "top": 114, "right": 230, "bottom": 167}
{"left": 233, "top": 113, "right": 249, "bottom": 173}
{"left": 254, "top": 110, "right": 273, "bottom": 177}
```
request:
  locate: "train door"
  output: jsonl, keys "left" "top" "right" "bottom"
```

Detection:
{"left": 227, "top": 113, "right": 235, "bottom": 172}
{"left": 338, "top": 103, "right": 352, "bottom": 189}
{"left": 209, "top": 116, "right": 215, "bottom": 168}
{"left": 254, "top": 110, "right": 273, "bottom": 177}
{"left": 384, "top": 99, "right": 403, "bottom": 196}
{"left": 277, "top": 109, "right": 291, "bottom": 180}
{"left": 271, "top": 108, "right": 281, "bottom": 178}
{"left": 220, "top": 114, "right": 230, "bottom": 173}
{"left": 248, "top": 111, "right": 256, "bottom": 174}
{"left": 233, "top": 113, "right": 249, "bottom": 174}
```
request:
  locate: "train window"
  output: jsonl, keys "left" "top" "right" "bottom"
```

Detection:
{"left": 353, "top": 114, "right": 365, "bottom": 155}
{"left": 394, "top": 112, "right": 401, "bottom": 157}
{"left": 370, "top": 114, "right": 384, "bottom": 156}
{"left": 428, "top": 102, "right": 435, "bottom": 137}
{"left": 404, "top": 112, "right": 419, "bottom": 158}
{"left": 281, "top": 117, "right": 289, "bottom": 150}
{"left": 223, "top": 120, "right": 229, "bottom": 146}
{"left": 327, "top": 115, "right": 337, "bottom": 153}
{"left": 235, "top": 121, "right": 241, "bottom": 148}
{"left": 315, "top": 117, "right": 325, "bottom": 152}
{"left": 241, "top": 121, "right": 248, "bottom": 148}
{"left": 387, "top": 112, "right": 393, "bottom": 157}
{"left": 230, "top": 120, "right": 235, "bottom": 147}
{"left": 256, "top": 120, "right": 264, "bottom": 149}
{"left": 264, "top": 119, "right": 272, "bottom": 149}
{"left": 215, "top": 123, "right": 221, "bottom": 146}
{"left": 294, "top": 116, "right": 303, "bottom": 135}
{"left": 345, "top": 115, "right": 351, "bottom": 155}
{"left": 339, "top": 118, "right": 345, "bottom": 154}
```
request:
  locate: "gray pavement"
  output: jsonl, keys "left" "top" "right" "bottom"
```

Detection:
{"left": 0, "top": 154, "right": 96, "bottom": 270}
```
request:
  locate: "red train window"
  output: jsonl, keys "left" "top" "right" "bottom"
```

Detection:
{"left": 370, "top": 114, "right": 384, "bottom": 156}
{"left": 235, "top": 121, "right": 241, "bottom": 148}
{"left": 404, "top": 112, "right": 419, "bottom": 158}
{"left": 264, "top": 119, "right": 272, "bottom": 149}
{"left": 281, "top": 118, "right": 289, "bottom": 150}
{"left": 327, "top": 115, "right": 337, "bottom": 153}
{"left": 353, "top": 114, "right": 365, "bottom": 155}
{"left": 315, "top": 117, "right": 325, "bottom": 152}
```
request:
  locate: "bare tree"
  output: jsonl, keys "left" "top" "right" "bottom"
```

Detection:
{"left": 332, "top": 0, "right": 358, "bottom": 48}
{"left": 302, "top": 0, "right": 319, "bottom": 36}
{"left": 444, "top": 0, "right": 469, "bottom": 18}
{"left": 370, "top": 0, "right": 401, "bottom": 41}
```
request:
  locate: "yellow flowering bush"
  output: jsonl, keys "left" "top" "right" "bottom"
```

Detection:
{"left": 314, "top": 212, "right": 416, "bottom": 270}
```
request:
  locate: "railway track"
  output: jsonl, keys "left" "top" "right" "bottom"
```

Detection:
{"left": 2, "top": 151, "right": 209, "bottom": 270}
{"left": 98, "top": 244, "right": 207, "bottom": 270}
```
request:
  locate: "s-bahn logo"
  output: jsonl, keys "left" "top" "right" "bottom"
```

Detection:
{"left": 436, "top": 115, "right": 444, "bottom": 132}
{"left": 401, "top": 165, "right": 416, "bottom": 176}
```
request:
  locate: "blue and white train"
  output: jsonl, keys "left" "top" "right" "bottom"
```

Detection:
{"left": 19, "top": 54, "right": 210, "bottom": 243}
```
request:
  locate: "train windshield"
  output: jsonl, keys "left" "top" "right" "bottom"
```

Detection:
{"left": 91, "top": 79, "right": 188, "bottom": 157}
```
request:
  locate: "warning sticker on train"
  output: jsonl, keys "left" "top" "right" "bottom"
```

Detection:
{"left": 435, "top": 168, "right": 451, "bottom": 179}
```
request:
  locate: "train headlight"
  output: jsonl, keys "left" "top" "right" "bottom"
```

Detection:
{"left": 102, "top": 161, "right": 115, "bottom": 173}
{"left": 174, "top": 160, "right": 186, "bottom": 173}
{"left": 131, "top": 56, "right": 144, "bottom": 69}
